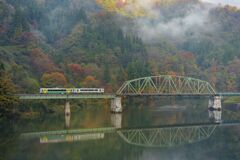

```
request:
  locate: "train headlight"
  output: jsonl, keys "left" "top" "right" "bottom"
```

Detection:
{"left": 43, "top": 89, "right": 48, "bottom": 94}
{"left": 66, "top": 89, "right": 71, "bottom": 94}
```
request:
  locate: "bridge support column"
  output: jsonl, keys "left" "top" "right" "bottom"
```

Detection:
{"left": 208, "top": 96, "right": 222, "bottom": 111}
{"left": 111, "top": 113, "right": 122, "bottom": 129}
{"left": 111, "top": 97, "right": 122, "bottom": 113}
{"left": 65, "top": 113, "right": 71, "bottom": 128}
{"left": 208, "top": 96, "right": 222, "bottom": 123}
{"left": 65, "top": 101, "right": 71, "bottom": 116}
{"left": 208, "top": 110, "right": 222, "bottom": 123}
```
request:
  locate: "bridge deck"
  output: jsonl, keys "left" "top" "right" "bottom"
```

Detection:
{"left": 17, "top": 92, "right": 240, "bottom": 100}
{"left": 218, "top": 93, "right": 240, "bottom": 96}
{"left": 118, "top": 93, "right": 240, "bottom": 96}
{"left": 118, "top": 93, "right": 218, "bottom": 96}
{"left": 18, "top": 94, "right": 116, "bottom": 100}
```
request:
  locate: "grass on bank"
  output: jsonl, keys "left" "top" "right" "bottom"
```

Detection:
{"left": 223, "top": 96, "right": 240, "bottom": 104}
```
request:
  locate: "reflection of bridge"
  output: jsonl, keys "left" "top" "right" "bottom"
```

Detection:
{"left": 18, "top": 75, "right": 240, "bottom": 113}
{"left": 21, "top": 122, "right": 240, "bottom": 147}
{"left": 21, "top": 106, "right": 240, "bottom": 147}
{"left": 118, "top": 125, "right": 217, "bottom": 147}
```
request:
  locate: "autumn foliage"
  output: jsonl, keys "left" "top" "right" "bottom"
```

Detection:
{"left": 81, "top": 76, "right": 100, "bottom": 87}
{"left": 29, "top": 48, "right": 57, "bottom": 74}
{"left": 68, "top": 63, "right": 85, "bottom": 76}
{"left": 41, "top": 72, "right": 67, "bottom": 87}
{"left": 1, "top": 0, "right": 240, "bottom": 95}
{"left": 96, "top": 0, "right": 181, "bottom": 17}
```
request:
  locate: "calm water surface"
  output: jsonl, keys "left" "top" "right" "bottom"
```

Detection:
{"left": 1, "top": 97, "right": 240, "bottom": 160}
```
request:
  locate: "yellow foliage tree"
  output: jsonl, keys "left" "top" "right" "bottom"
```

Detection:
{"left": 81, "top": 76, "right": 100, "bottom": 88}
{"left": 41, "top": 72, "right": 67, "bottom": 87}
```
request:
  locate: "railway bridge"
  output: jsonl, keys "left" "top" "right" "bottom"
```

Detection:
{"left": 18, "top": 75, "right": 240, "bottom": 113}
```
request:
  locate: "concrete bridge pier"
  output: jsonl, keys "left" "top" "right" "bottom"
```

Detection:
{"left": 208, "top": 110, "right": 222, "bottom": 123}
{"left": 65, "top": 113, "right": 71, "bottom": 128}
{"left": 64, "top": 101, "right": 71, "bottom": 128}
{"left": 208, "top": 96, "right": 222, "bottom": 123}
{"left": 208, "top": 96, "right": 222, "bottom": 111}
{"left": 111, "top": 97, "right": 123, "bottom": 113}
{"left": 65, "top": 101, "right": 71, "bottom": 116}
{"left": 111, "top": 113, "right": 122, "bottom": 129}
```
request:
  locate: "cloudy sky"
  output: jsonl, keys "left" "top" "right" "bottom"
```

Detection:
{"left": 201, "top": 0, "right": 240, "bottom": 7}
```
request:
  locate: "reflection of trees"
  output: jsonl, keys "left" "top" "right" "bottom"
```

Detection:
{"left": 206, "top": 124, "right": 240, "bottom": 160}
{"left": 124, "top": 97, "right": 211, "bottom": 126}
{"left": 0, "top": 121, "right": 19, "bottom": 160}
{"left": 118, "top": 125, "right": 217, "bottom": 147}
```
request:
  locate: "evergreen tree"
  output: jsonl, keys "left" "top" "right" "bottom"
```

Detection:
{"left": 103, "top": 64, "right": 110, "bottom": 83}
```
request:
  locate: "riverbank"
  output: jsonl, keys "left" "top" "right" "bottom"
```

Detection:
{"left": 223, "top": 97, "right": 240, "bottom": 104}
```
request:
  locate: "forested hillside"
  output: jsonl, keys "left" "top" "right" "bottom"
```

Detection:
{"left": 0, "top": 0, "right": 240, "bottom": 95}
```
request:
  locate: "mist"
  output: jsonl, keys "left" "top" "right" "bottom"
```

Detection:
{"left": 14, "top": 0, "right": 222, "bottom": 44}
{"left": 201, "top": 0, "right": 240, "bottom": 8}
{"left": 119, "top": 0, "right": 219, "bottom": 44}
{"left": 32, "top": 0, "right": 99, "bottom": 42}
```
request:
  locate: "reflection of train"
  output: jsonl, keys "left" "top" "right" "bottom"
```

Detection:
{"left": 40, "top": 88, "right": 104, "bottom": 94}
{"left": 40, "top": 133, "right": 105, "bottom": 144}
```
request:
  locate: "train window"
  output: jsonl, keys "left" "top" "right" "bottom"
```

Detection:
{"left": 69, "top": 88, "right": 105, "bottom": 92}
{"left": 48, "top": 89, "right": 66, "bottom": 91}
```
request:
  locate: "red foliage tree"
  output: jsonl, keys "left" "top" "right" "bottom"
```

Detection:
{"left": 180, "top": 52, "right": 195, "bottom": 60}
{"left": 167, "top": 71, "right": 177, "bottom": 77}
{"left": 29, "top": 48, "right": 57, "bottom": 74}
{"left": 68, "top": 63, "right": 85, "bottom": 76}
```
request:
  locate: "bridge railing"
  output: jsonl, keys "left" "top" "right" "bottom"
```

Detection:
{"left": 17, "top": 94, "right": 116, "bottom": 100}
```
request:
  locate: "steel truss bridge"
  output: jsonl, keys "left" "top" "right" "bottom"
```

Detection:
{"left": 18, "top": 75, "right": 240, "bottom": 100}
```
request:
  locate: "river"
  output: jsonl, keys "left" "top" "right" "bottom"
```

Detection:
{"left": 0, "top": 97, "right": 240, "bottom": 160}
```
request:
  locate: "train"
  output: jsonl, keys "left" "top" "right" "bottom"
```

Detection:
{"left": 40, "top": 88, "right": 104, "bottom": 94}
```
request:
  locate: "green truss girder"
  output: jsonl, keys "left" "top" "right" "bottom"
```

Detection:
{"left": 117, "top": 75, "right": 216, "bottom": 95}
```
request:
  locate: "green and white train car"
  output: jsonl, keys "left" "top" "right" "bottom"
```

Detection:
{"left": 40, "top": 88, "right": 104, "bottom": 94}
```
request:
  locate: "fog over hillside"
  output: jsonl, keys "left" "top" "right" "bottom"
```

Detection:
{"left": 127, "top": 1, "right": 218, "bottom": 43}
{"left": 201, "top": 0, "right": 240, "bottom": 7}
{"left": 96, "top": 0, "right": 222, "bottom": 44}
